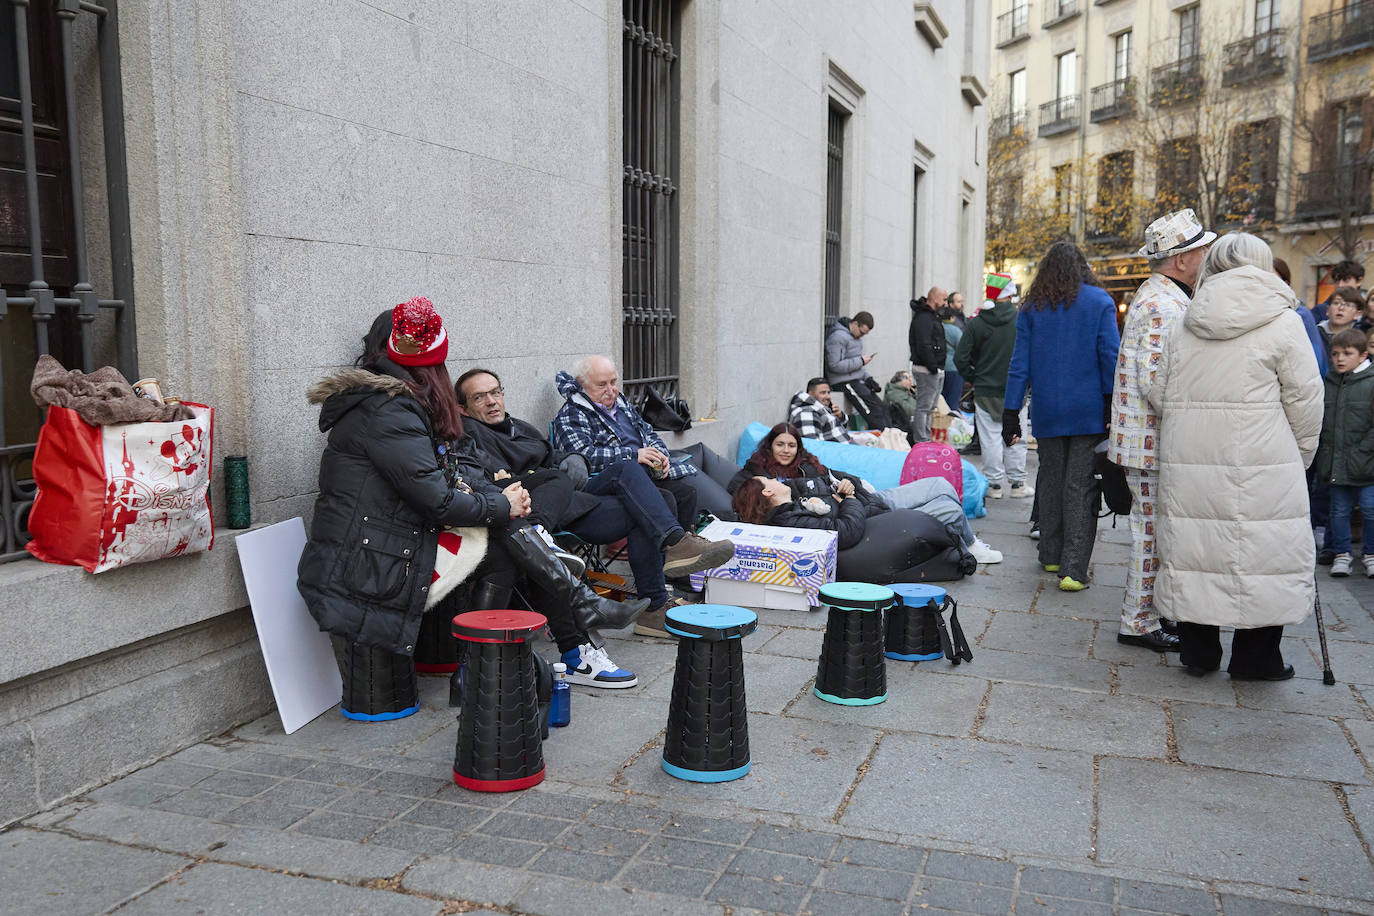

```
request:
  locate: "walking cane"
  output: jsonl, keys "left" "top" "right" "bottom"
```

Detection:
{"left": 1313, "top": 574, "right": 1336, "bottom": 686}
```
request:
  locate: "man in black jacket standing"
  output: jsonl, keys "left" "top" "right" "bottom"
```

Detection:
{"left": 908, "top": 286, "right": 948, "bottom": 441}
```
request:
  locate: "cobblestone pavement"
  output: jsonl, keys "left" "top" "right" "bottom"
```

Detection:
{"left": 6, "top": 481, "right": 1374, "bottom": 915}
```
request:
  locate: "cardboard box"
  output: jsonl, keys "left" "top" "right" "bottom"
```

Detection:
{"left": 688, "top": 520, "right": 838, "bottom": 610}
{"left": 930, "top": 413, "right": 952, "bottom": 443}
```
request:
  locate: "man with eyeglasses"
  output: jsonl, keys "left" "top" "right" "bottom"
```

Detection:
{"left": 458, "top": 367, "right": 733, "bottom": 641}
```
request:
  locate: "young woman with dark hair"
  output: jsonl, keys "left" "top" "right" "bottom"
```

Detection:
{"left": 1001, "top": 240, "right": 1121, "bottom": 592}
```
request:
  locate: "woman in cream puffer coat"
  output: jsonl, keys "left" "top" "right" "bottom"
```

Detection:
{"left": 1148, "top": 233, "right": 1322, "bottom": 680}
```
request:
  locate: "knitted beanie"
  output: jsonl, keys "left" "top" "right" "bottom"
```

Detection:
{"left": 387, "top": 296, "right": 449, "bottom": 366}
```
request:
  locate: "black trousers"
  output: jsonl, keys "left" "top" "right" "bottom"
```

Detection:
{"left": 835, "top": 379, "right": 893, "bottom": 431}
{"left": 653, "top": 474, "right": 699, "bottom": 532}
{"left": 1178, "top": 622, "right": 1285, "bottom": 676}
{"left": 1035, "top": 435, "right": 1100, "bottom": 581}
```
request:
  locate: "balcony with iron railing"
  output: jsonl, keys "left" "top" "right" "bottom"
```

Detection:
{"left": 1150, "top": 56, "right": 1203, "bottom": 106}
{"left": 1043, "top": 0, "right": 1080, "bottom": 28}
{"left": 991, "top": 109, "right": 1031, "bottom": 140}
{"left": 1292, "top": 163, "right": 1374, "bottom": 221}
{"left": 1224, "top": 29, "right": 1287, "bottom": 86}
{"left": 1089, "top": 78, "right": 1136, "bottom": 122}
{"left": 1039, "top": 95, "right": 1081, "bottom": 137}
{"left": 1217, "top": 182, "right": 1279, "bottom": 229}
{"left": 996, "top": 6, "right": 1031, "bottom": 47}
{"left": 1308, "top": 1, "right": 1374, "bottom": 62}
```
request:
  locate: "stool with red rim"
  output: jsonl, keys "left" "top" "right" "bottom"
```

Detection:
{"left": 450, "top": 609, "right": 548, "bottom": 792}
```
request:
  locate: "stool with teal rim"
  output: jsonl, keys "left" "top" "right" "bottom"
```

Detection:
{"left": 450, "top": 609, "right": 548, "bottom": 792}
{"left": 662, "top": 604, "right": 757, "bottom": 783}
{"left": 814, "top": 582, "right": 896, "bottom": 706}
{"left": 887, "top": 583, "right": 973, "bottom": 665}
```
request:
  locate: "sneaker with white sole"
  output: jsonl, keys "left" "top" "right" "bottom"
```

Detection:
{"left": 968, "top": 538, "right": 1003, "bottom": 564}
{"left": 1010, "top": 482, "right": 1034, "bottom": 498}
{"left": 1331, "top": 553, "right": 1353, "bottom": 577}
{"left": 561, "top": 643, "right": 638, "bottom": 688}
{"left": 987, "top": 484, "right": 1005, "bottom": 499}
{"left": 1364, "top": 555, "right": 1374, "bottom": 578}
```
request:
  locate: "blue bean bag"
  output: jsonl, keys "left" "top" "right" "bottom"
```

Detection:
{"left": 736, "top": 421, "right": 987, "bottom": 518}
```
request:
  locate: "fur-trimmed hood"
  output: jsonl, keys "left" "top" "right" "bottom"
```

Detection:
{"left": 307, "top": 367, "right": 414, "bottom": 433}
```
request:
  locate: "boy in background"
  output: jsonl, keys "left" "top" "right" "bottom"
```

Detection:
{"left": 1316, "top": 328, "right": 1374, "bottom": 577}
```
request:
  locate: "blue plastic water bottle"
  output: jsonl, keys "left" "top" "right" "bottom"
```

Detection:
{"left": 550, "top": 662, "right": 571, "bottom": 727}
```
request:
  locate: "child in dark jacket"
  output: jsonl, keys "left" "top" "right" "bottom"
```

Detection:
{"left": 1316, "top": 327, "right": 1374, "bottom": 578}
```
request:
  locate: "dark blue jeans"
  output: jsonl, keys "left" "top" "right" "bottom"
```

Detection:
{"left": 569, "top": 459, "right": 682, "bottom": 607}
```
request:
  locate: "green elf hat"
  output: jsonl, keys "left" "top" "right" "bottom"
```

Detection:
{"left": 985, "top": 273, "right": 1017, "bottom": 302}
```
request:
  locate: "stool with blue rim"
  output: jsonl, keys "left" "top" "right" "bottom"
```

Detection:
{"left": 814, "top": 581, "right": 897, "bottom": 706}
{"left": 450, "top": 609, "right": 548, "bottom": 792}
{"left": 340, "top": 641, "right": 420, "bottom": 722}
{"left": 661, "top": 603, "right": 757, "bottom": 783}
{"left": 886, "top": 583, "right": 972, "bottom": 665}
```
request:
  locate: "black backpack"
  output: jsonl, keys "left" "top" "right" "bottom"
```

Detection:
{"left": 1092, "top": 439, "right": 1133, "bottom": 517}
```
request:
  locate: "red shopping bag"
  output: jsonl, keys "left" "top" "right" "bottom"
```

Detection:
{"left": 27, "top": 404, "right": 215, "bottom": 572}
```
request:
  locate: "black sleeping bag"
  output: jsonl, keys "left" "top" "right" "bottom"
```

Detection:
{"left": 836, "top": 509, "right": 976, "bottom": 584}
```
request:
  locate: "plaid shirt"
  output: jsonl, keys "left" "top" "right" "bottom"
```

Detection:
{"left": 788, "top": 390, "right": 850, "bottom": 442}
{"left": 551, "top": 371, "right": 696, "bottom": 479}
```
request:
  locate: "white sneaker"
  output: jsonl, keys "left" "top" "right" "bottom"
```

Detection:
{"left": 987, "top": 484, "right": 1005, "bottom": 499}
{"left": 1363, "top": 555, "right": 1374, "bottom": 579}
{"left": 1331, "top": 553, "right": 1353, "bottom": 577}
{"left": 968, "top": 538, "right": 1003, "bottom": 564}
{"left": 1010, "top": 482, "right": 1034, "bottom": 498}
{"left": 560, "top": 643, "right": 638, "bottom": 689}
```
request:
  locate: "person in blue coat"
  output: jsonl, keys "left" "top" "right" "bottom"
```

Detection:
{"left": 1002, "top": 241, "right": 1121, "bottom": 592}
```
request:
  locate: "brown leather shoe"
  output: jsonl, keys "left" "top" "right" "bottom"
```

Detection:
{"left": 661, "top": 533, "right": 735, "bottom": 577}
{"left": 633, "top": 597, "right": 692, "bottom": 638}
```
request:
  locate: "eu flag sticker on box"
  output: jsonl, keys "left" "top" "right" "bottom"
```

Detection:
{"left": 688, "top": 519, "right": 838, "bottom": 610}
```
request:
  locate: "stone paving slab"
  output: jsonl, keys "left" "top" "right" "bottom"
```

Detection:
{"left": 978, "top": 683, "right": 1168, "bottom": 758}
{"left": 0, "top": 828, "right": 190, "bottom": 916}
{"left": 1114, "top": 656, "right": 1241, "bottom": 704}
{"left": 933, "top": 644, "right": 1116, "bottom": 693}
{"left": 787, "top": 659, "right": 987, "bottom": 737}
{"left": 1170, "top": 702, "right": 1368, "bottom": 784}
{"left": 115, "top": 862, "right": 443, "bottom": 915}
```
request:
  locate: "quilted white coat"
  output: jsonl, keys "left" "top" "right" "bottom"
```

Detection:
{"left": 1147, "top": 265, "right": 1322, "bottom": 628}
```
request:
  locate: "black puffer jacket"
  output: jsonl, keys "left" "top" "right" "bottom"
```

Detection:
{"left": 729, "top": 458, "right": 887, "bottom": 517}
{"left": 763, "top": 495, "right": 870, "bottom": 549}
{"left": 908, "top": 299, "right": 946, "bottom": 372}
{"left": 297, "top": 363, "right": 510, "bottom": 655}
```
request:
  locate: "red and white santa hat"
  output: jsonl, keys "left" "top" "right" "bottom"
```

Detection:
{"left": 387, "top": 296, "right": 449, "bottom": 367}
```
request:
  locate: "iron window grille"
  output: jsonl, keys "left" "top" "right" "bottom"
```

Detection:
{"left": 823, "top": 104, "right": 847, "bottom": 350}
{"left": 1, "top": 0, "right": 136, "bottom": 563}
{"left": 621, "top": 0, "right": 680, "bottom": 406}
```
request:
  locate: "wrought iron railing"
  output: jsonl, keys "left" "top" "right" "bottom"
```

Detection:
{"left": 1223, "top": 29, "right": 1287, "bottom": 86}
{"left": 1308, "top": 1, "right": 1374, "bottom": 62}
{"left": 621, "top": 0, "right": 680, "bottom": 404}
{"left": 1089, "top": 78, "right": 1135, "bottom": 122}
{"left": 1043, "top": 0, "right": 1079, "bottom": 27}
{"left": 1292, "top": 164, "right": 1374, "bottom": 221}
{"left": 2, "top": 0, "right": 136, "bottom": 563}
{"left": 1038, "top": 95, "right": 1081, "bottom": 137}
{"left": 1150, "top": 56, "right": 1204, "bottom": 106}
{"left": 990, "top": 109, "right": 1030, "bottom": 140}
{"left": 995, "top": 6, "right": 1030, "bottom": 46}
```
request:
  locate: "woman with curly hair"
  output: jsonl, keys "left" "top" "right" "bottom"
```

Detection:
{"left": 728, "top": 422, "right": 1001, "bottom": 563}
{"left": 1002, "top": 240, "right": 1121, "bottom": 592}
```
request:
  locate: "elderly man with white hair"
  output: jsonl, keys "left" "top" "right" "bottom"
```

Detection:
{"left": 1107, "top": 208, "right": 1215, "bottom": 654}
{"left": 553, "top": 355, "right": 735, "bottom": 637}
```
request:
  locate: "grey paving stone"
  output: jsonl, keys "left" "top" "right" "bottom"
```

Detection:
{"left": 789, "top": 660, "right": 987, "bottom": 737}
{"left": 213, "top": 826, "right": 416, "bottom": 881}
{"left": 841, "top": 733, "right": 1095, "bottom": 858}
{"left": 708, "top": 872, "right": 810, "bottom": 912}
{"left": 922, "top": 850, "right": 1016, "bottom": 885}
{"left": 0, "top": 828, "right": 190, "bottom": 916}
{"left": 196, "top": 769, "right": 280, "bottom": 798}
{"left": 1018, "top": 865, "right": 1114, "bottom": 901}
{"left": 1117, "top": 879, "right": 1216, "bottom": 914}
{"left": 363, "top": 769, "right": 450, "bottom": 798}
{"left": 366, "top": 821, "right": 456, "bottom": 854}
{"left": 292, "top": 761, "right": 384, "bottom": 787}
{"left": 584, "top": 801, "right": 674, "bottom": 832}
{"left": 220, "top": 799, "right": 311, "bottom": 829}
{"left": 478, "top": 811, "right": 564, "bottom": 842}
{"left": 60, "top": 802, "right": 231, "bottom": 855}
{"left": 639, "top": 834, "right": 741, "bottom": 870}
{"left": 1311, "top": 637, "right": 1374, "bottom": 686}
{"left": 733, "top": 651, "right": 818, "bottom": 714}
{"left": 1347, "top": 784, "right": 1374, "bottom": 854}
{"left": 746, "top": 823, "right": 838, "bottom": 859}
{"left": 1231, "top": 677, "right": 1367, "bottom": 720}
{"left": 402, "top": 799, "right": 492, "bottom": 830}
{"left": 232, "top": 707, "right": 447, "bottom": 757}
{"left": 727, "top": 846, "right": 823, "bottom": 885}
{"left": 447, "top": 832, "right": 545, "bottom": 867}
{"left": 514, "top": 874, "right": 723, "bottom": 916}
{"left": 115, "top": 861, "right": 442, "bottom": 916}
{"left": 980, "top": 611, "right": 1097, "bottom": 658}
{"left": 1014, "top": 894, "right": 1113, "bottom": 915}
{"left": 620, "top": 714, "right": 880, "bottom": 818}
{"left": 293, "top": 810, "right": 385, "bottom": 842}
{"left": 151, "top": 788, "right": 246, "bottom": 820}
{"left": 434, "top": 781, "right": 518, "bottom": 807}
{"left": 978, "top": 683, "right": 1167, "bottom": 757}
{"left": 134, "top": 759, "right": 217, "bottom": 787}
{"left": 818, "top": 861, "right": 915, "bottom": 900}
{"left": 912, "top": 875, "right": 1014, "bottom": 915}
{"left": 800, "top": 888, "right": 905, "bottom": 916}
{"left": 753, "top": 626, "right": 824, "bottom": 659}
{"left": 556, "top": 822, "right": 651, "bottom": 857}
{"left": 1115, "top": 656, "right": 1240, "bottom": 703}
{"left": 662, "top": 812, "right": 757, "bottom": 845}
{"left": 225, "top": 751, "right": 314, "bottom": 778}
{"left": 832, "top": 836, "right": 925, "bottom": 872}
{"left": 1098, "top": 758, "right": 1373, "bottom": 897}
{"left": 527, "top": 845, "right": 626, "bottom": 881}
{"left": 327, "top": 790, "right": 419, "bottom": 820}
{"left": 505, "top": 789, "right": 598, "bottom": 820}
{"left": 931, "top": 646, "right": 1115, "bottom": 693}
{"left": 1171, "top": 703, "right": 1367, "bottom": 783}
{"left": 87, "top": 778, "right": 180, "bottom": 808}
{"left": 617, "top": 862, "right": 716, "bottom": 896}
{"left": 400, "top": 856, "right": 529, "bottom": 905}
{"left": 256, "top": 778, "right": 349, "bottom": 809}
{"left": 165, "top": 744, "right": 248, "bottom": 769}
{"left": 538, "top": 692, "right": 668, "bottom": 784}
{"left": 1218, "top": 894, "right": 1322, "bottom": 915}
